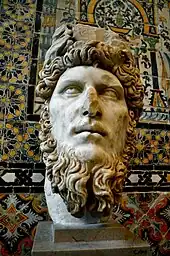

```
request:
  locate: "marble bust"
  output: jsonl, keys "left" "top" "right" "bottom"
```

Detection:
{"left": 36, "top": 24, "right": 144, "bottom": 225}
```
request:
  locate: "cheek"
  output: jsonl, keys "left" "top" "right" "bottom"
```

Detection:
{"left": 50, "top": 100, "right": 79, "bottom": 128}
{"left": 106, "top": 104, "right": 129, "bottom": 135}
{"left": 117, "top": 108, "right": 129, "bottom": 124}
{"left": 107, "top": 103, "right": 128, "bottom": 123}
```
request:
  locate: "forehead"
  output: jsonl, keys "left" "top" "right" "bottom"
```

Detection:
{"left": 57, "top": 66, "right": 122, "bottom": 86}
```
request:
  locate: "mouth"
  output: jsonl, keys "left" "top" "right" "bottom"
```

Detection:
{"left": 74, "top": 126, "right": 107, "bottom": 137}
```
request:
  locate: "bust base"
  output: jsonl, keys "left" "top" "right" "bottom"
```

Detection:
{"left": 32, "top": 221, "right": 151, "bottom": 256}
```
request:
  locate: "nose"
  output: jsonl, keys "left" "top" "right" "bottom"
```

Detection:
{"left": 82, "top": 87, "right": 102, "bottom": 118}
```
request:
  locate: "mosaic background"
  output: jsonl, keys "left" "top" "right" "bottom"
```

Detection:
{"left": 0, "top": 0, "right": 170, "bottom": 255}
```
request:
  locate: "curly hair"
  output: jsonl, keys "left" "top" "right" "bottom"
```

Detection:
{"left": 37, "top": 38, "right": 143, "bottom": 120}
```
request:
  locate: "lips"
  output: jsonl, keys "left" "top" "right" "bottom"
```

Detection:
{"left": 74, "top": 124, "right": 107, "bottom": 137}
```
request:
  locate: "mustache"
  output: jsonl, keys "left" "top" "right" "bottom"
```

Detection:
{"left": 73, "top": 122, "right": 108, "bottom": 137}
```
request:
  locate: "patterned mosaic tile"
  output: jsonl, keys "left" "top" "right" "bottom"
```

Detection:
{"left": 42, "top": 1, "right": 57, "bottom": 14}
{"left": 77, "top": 0, "right": 157, "bottom": 35}
{"left": 105, "top": 1, "right": 155, "bottom": 33}
{"left": 0, "top": 51, "right": 30, "bottom": 84}
{"left": 127, "top": 193, "right": 160, "bottom": 214}
{"left": 112, "top": 191, "right": 170, "bottom": 249}
{"left": 9, "top": 88, "right": 26, "bottom": 120}
{"left": 0, "top": 84, "right": 7, "bottom": 105}
{"left": 139, "top": 51, "right": 170, "bottom": 81}
{"left": 140, "top": 107, "right": 169, "bottom": 124}
{"left": 0, "top": 164, "right": 45, "bottom": 188}
{"left": 130, "top": 35, "right": 161, "bottom": 55}
{"left": 0, "top": 105, "right": 6, "bottom": 121}
{"left": 0, "top": 193, "right": 49, "bottom": 256}
{"left": 138, "top": 51, "right": 152, "bottom": 77}
{"left": 146, "top": 195, "right": 170, "bottom": 237}
{"left": 125, "top": 166, "right": 170, "bottom": 191}
{"left": 156, "top": 194, "right": 170, "bottom": 225}
{"left": 131, "top": 129, "right": 170, "bottom": 165}
{"left": 136, "top": 129, "right": 170, "bottom": 149}
{"left": 157, "top": 5, "right": 170, "bottom": 28}
{"left": 1, "top": 121, "right": 41, "bottom": 162}
{"left": 132, "top": 214, "right": 163, "bottom": 245}
{"left": 160, "top": 26, "right": 170, "bottom": 53}
{"left": 0, "top": 84, "right": 27, "bottom": 121}
{"left": 7, "top": 84, "right": 27, "bottom": 103}
{"left": 157, "top": 0, "right": 170, "bottom": 9}
{"left": 1, "top": 0, "right": 36, "bottom": 23}
{"left": 0, "top": 19, "right": 33, "bottom": 52}
{"left": 41, "top": 13, "right": 56, "bottom": 34}
{"left": 56, "top": 7, "right": 75, "bottom": 25}
{"left": 112, "top": 193, "right": 143, "bottom": 231}
{"left": 159, "top": 227, "right": 170, "bottom": 255}
{"left": 57, "top": 0, "right": 75, "bottom": 10}
{"left": 159, "top": 239, "right": 170, "bottom": 256}
{"left": 23, "top": 122, "right": 41, "bottom": 162}
{"left": 2, "top": 122, "right": 25, "bottom": 161}
{"left": 132, "top": 145, "right": 170, "bottom": 165}
{"left": 141, "top": 75, "right": 168, "bottom": 109}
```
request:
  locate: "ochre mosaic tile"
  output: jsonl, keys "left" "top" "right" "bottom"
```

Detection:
{"left": 131, "top": 129, "right": 170, "bottom": 165}
{"left": 0, "top": 105, "right": 6, "bottom": 121}
{"left": 1, "top": 0, "right": 36, "bottom": 23}
{"left": 0, "top": 51, "right": 30, "bottom": 84}
{"left": 7, "top": 84, "right": 26, "bottom": 103}
{"left": 0, "top": 20, "right": 33, "bottom": 51}
{"left": 6, "top": 102, "right": 26, "bottom": 121}
{"left": 1, "top": 122, "right": 42, "bottom": 162}
{"left": 136, "top": 129, "right": 170, "bottom": 149}
{"left": 2, "top": 122, "right": 25, "bottom": 161}
{"left": 41, "top": 14, "right": 56, "bottom": 34}
{"left": 0, "top": 84, "right": 27, "bottom": 121}
{"left": 23, "top": 122, "right": 41, "bottom": 162}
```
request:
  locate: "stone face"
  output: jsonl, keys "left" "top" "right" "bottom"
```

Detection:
{"left": 32, "top": 222, "right": 152, "bottom": 256}
{"left": 50, "top": 66, "right": 129, "bottom": 157}
{"left": 36, "top": 24, "right": 144, "bottom": 223}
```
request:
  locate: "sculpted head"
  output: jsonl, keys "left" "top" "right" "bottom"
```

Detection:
{"left": 36, "top": 24, "right": 144, "bottom": 218}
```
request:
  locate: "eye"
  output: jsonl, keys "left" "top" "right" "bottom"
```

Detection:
{"left": 62, "top": 85, "right": 82, "bottom": 96}
{"left": 101, "top": 88, "right": 119, "bottom": 100}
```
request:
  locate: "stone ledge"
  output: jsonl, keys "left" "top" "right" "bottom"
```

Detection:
{"left": 32, "top": 221, "right": 152, "bottom": 256}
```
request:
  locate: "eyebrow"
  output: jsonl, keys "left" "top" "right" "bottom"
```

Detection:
{"left": 57, "top": 76, "right": 124, "bottom": 94}
{"left": 57, "top": 79, "right": 84, "bottom": 89}
{"left": 101, "top": 74, "right": 121, "bottom": 84}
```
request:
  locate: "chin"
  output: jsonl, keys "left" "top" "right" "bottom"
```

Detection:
{"left": 74, "top": 143, "right": 107, "bottom": 163}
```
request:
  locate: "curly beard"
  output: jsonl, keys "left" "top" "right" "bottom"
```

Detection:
{"left": 45, "top": 143, "right": 127, "bottom": 218}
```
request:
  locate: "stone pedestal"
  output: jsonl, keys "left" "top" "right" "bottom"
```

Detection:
{"left": 32, "top": 221, "right": 151, "bottom": 256}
